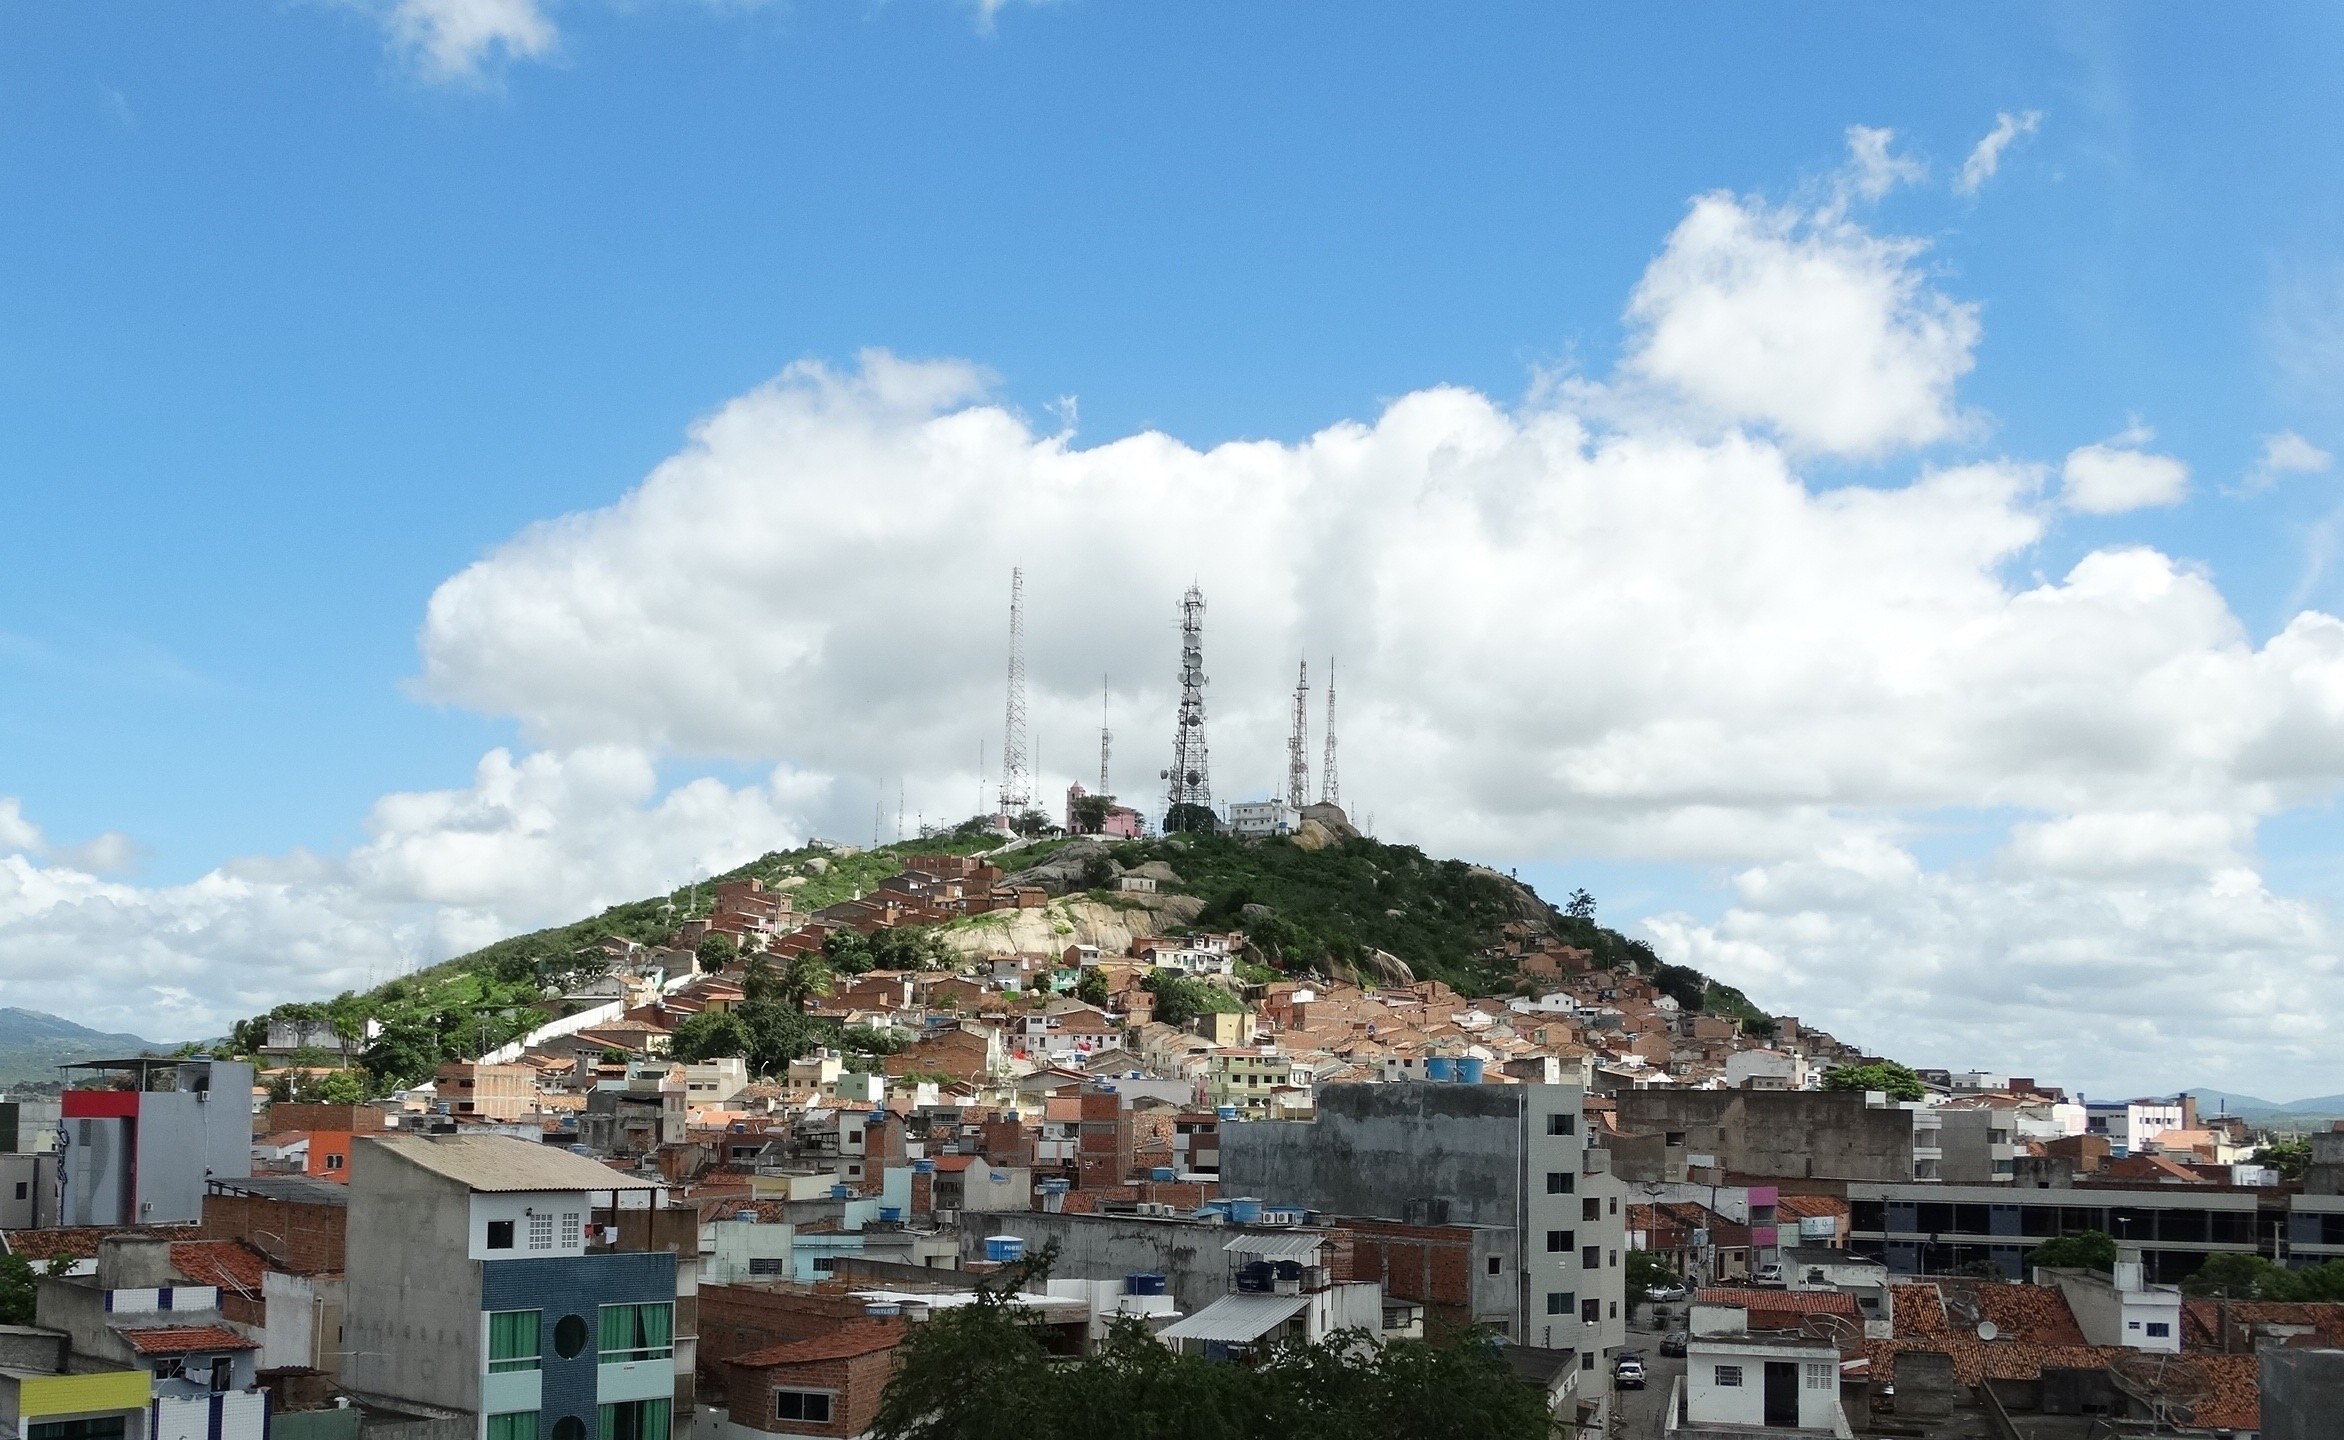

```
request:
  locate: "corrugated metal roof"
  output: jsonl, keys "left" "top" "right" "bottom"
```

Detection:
{"left": 365, "top": 1135, "right": 664, "bottom": 1193}
{"left": 1156, "top": 1293, "right": 1308, "bottom": 1344}
{"left": 1222, "top": 1233, "right": 1325, "bottom": 1259}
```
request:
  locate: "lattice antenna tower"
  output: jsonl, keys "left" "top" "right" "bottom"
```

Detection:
{"left": 1286, "top": 658, "right": 1311, "bottom": 809}
{"left": 1099, "top": 675, "right": 1112, "bottom": 794}
{"left": 999, "top": 567, "right": 1032, "bottom": 816}
{"left": 1162, "top": 585, "right": 1213, "bottom": 830}
{"left": 1319, "top": 655, "right": 1341, "bottom": 807}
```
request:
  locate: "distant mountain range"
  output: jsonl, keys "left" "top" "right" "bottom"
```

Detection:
{"left": 2183, "top": 1089, "right": 2344, "bottom": 1122}
{"left": 0, "top": 1008, "right": 169, "bottom": 1088}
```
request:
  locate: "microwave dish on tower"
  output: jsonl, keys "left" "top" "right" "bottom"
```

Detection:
{"left": 1286, "top": 658, "right": 1311, "bottom": 810}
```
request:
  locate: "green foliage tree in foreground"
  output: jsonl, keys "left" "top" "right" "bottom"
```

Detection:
{"left": 2252, "top": 1138, "right": 2312, "bottom": 1180}
{"left": 869, "top": 1248, "right": 1555, "bottom": 1440}
{"left": 1627, "top": 1249, "right": 1680, "bottom": 1295}
{"left": 1142, "top": 970, "right": 1243, "bottom": 1028}
{"left": 2029, "top": 1230, "right": 2118, "bottom": 1274}
{"left": 1820, "top": 1061, "right": 1926, "bottom": 1101}
{"left": 695, "top": 933, "right": 739, "bottom": 973}
{"left": 0, "top": 1253, "right": 37, "bottom": 1326}
{"left": 2183, "top": 1251, "right": 2344, "bottom": 1302}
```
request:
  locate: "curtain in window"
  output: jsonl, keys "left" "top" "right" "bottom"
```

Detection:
{"left": 595, "top": 1401, "right": 669, "bottom": 1440}
{"left": 600, "top": 1307, "right": 629, "bottom": 1357}
{"left": 599, "top": 1304, "right": 675, "bottom": 1360}
{"left": 597, "top": 1407, "right": 615, "bottom": 1440}
{"left": 639, "top": 1305, "right": 671, "bottom": 1351}
{"left": 639, "top": 1399, "right": 670, "bottom": 1440}
{"left": 489, "top": 1311, "right": 541, "bottom": 1372}
{"left": 486, "top": 1412, "right": 537, "bottom": 1440}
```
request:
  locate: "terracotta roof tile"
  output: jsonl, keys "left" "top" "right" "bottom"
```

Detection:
{"left": 733, "top": 1321, "right": 904, "bottom": 1367}
{"left": 121, "top": 1325, "right": 258, "bottom": 1355}
{"left": 1697, "top": 1287, "right": 1858, "bottom": 1317}
{"left": 170, "top": 1241, "right": 271, "bottom": 1294}
{"left": 4, "top": 1226, "right": 186, "bottom": 1261}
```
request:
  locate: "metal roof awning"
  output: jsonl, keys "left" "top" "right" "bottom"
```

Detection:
{"left": 1156, "top": 1293, "right": 1308, "bottom": 1345}
{"left": 1223, "top": 1233, "right": 1325, "bottom": 1259}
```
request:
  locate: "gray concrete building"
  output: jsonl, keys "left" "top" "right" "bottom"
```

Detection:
{"left": 2262, "top": 1346, "right": 2344, "bottom": 1440}
{"left": 343, "top": 1135, "right": 682, "bottom": 1440}
{"left": 1609, "top": 1088, "right": 1919, "bottom": 1184}
{"left": 1218, "top": 1082, "right": 1628, "bottom": 1369}
{"left": 58, "top": 1058, "right": 254, "bottom": 1227}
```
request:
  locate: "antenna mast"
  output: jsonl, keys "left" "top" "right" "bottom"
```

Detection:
{"left": 1099, "top": 675, "right": 1112, "bottom": 795}
{"left": 1162, "top": 585, "right": 1213, "bottom": 831}
{"left": 1286, "top": 658, "right": 1311, "bottom": 809}
{"left": 1000, "top": 567, "right": 1031, "bottom": 820}
{"left": 1319, "top": 655, "right": 1341, "bottom": 807}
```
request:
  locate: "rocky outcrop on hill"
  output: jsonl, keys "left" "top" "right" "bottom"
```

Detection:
{"left": 934, "top": 894, "right": 1201, "bottom": 959}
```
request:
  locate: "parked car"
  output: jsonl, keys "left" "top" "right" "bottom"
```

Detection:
{"left": 1659, "top": 1330, "right": 1689, "bottom": 1357}
{"left": 1613, "top": 1356, "right": 1647, "bottom": 1391}
{"left": 1754, "top": 1263, "right": 1785, "bottom": 1286}
{"left": 1645, "top": 1282, "right": 1690, "bottom": 1302}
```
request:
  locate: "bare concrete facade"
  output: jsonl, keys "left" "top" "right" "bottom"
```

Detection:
{"left": 1610, "top": 1089, "right": 1916, "bottom": 1183}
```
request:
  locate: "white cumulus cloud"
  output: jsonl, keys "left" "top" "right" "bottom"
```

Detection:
{"left": 1618, "top": 193, "right": 1979, "bottom": 458}
{"left": 2244, "top": 430, "right": 2334, "bottom": 494}
{"left": 2061, "top": 425, "right": 2192, "bottom": 513}
{"left": 1956, "top": 110, "right": 2042, "bottom": 197}
{"left": 383, "top": 0, "right": 557, "bottom": 83}
{"left": 1841, "top": 125, "right": 1927, "bottom": 202}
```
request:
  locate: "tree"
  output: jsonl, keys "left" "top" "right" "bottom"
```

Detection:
{"left": 1076, "top": 967, "right": 1110, "bottom": 1007}
{"left": 2252, "top": 1138, "right": 2312, "bottom": 1180}
{"left": 0, "top": 1253, "right": 34, "bottom": 1326}
{"left": 1651, "top": 963, "right": 1708, "bottom": 1012}
{"left": 1164, "top": 801, "right": 1219, "bottom": 836}
{"left": 1011, "top": 808, "right": 1056, "bottom": 838}
{"left": 2184, "top": 1252, "right": 2280, "bottom": 1299}
{"left": 307, "top": 1069, "right": 371, "bottom": 1105}
{"left": 1627, "top": 1249, "right": 1680, "bottom": 1295}
{"left": 1142, "top": 970, "right": 1242, "bottom": 1028}
{"left": 2030, "top": 1230, "right": 2118, "bottom": 1274}
{"left": 1564, "top": 888, "right": 1596, "bottom": 919}
{"left": 1070, "top": 793, "right": 1116, "bottom": 835}
{"left": 822, "top": 929, "right": 876, "bottom": 975}
{"left": 666, "top": 1009, "right": 754, "bottom": 1064}
{"left": 696, "top": 932, "right": 739, "bottom": 973}
{"left": 778, "top": 951, "right": 833, "bottom": 1012}
{"left": 1821, "top": 1061, "right": 1926, "bottom": 1102}
{"left": 869, "top": 926, "right": 950, "bottom": 972}
{"left": 868, "top": 1244, "right": 1555, "bottom": 1440}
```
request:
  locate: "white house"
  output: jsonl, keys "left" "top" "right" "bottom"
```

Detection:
{"left": 1677, "top": 1305, "right": 1851, "bottom": 1436}
{"left": 2042, "top": 1249, "right": 2183, "bottom": 1354}
{"left": 1226, "top": 800, "right": 1300, "bottom": 838}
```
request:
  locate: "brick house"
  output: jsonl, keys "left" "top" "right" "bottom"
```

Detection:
{"left": 720, "top": 1320, "right": 903, "bottom": 1437}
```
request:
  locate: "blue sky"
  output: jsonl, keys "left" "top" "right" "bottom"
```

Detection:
{"left": 4, "top": 4, "right": 2343, "bottom": 1095}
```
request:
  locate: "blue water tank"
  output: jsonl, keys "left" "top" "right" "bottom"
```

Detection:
{"left": 985, "top": 1235, "right": 1027, "bottom": 1263}
{"left": 1424, "top": 1057, "right": 1455, "bottom": 1081}
{"left": 878, "top": 1206, "right": 904, "bottom": 1223}
{"left": 1151, "top": 1166, "right": 1176, "bottom": 1182}
{"left": 1038, "top": 1178, "right": 1070, "bottom": 1194}
{"left": 568, "top": 1143, "right": 591, "bottom": 1156}
{"left": 1228, "top": 1197, "right": 1264, "bottom": 1224}
{"left": 1216, "top": 1105, "right": 1240, "bottom": 1121}
{"left": 1125, "top": 1273, "right": 1168, "bottom": 1296}
{"left": 912, "top": 1158, "right": 936, "bottom": 1174}
{"left": 868, "top": 1110, "right": 889, "bottom": 1125}
{"left": 1456, "top": 1057, "right": 1486, "bottom": 1084}
{"left": 830, "top": 1184, "right": 853, "bottom": 1199}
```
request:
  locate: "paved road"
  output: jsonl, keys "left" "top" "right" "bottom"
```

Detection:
{"left": 1608, "top": 1310, "right": 1687, "bottom": 1440}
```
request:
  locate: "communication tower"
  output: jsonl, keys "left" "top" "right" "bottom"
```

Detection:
{"left": 1286, "top": 658, "right": 1311, "bottom": 809}
{"left": 1098, "top": 676, "right": 1112, "bottom": 794}
{"left": 1319, "top": 656, "right": 1341, "bottom": 807}
{"left": 1161, "top": 586, "right": 1213, "bottom": 830}
{"left": 1000, "top": 568, "right": 1031, "bottom": 817}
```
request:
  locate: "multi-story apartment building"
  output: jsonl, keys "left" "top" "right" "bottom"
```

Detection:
{"left": 1219, "top": 1083, "right": 1628, "bottom": 1375}
{"left": 57, "top": 1058, "right": 254, "bottom": 1227}
{"left": 1205, "top": 1048, "right": 1310, "bottom": 1118}
{"left": 343, "top": 1134, "right": 682, "bottom": 1440}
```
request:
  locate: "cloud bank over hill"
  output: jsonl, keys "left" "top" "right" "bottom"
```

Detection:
{"left": 5, "top": 131, "right": 2341, "bottom": 1095}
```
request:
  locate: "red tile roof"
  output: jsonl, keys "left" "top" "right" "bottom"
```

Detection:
{"left": 733, "top": 1321, "right": 904, "bottom": 1367}
{"left": 171, "top": 1241, "right": 271, "bottom": 1295}
{"left": 3, "top": 1226, "right": 185, "bottom": 1261}
{"left": 1966, "top": 1282, "right": 2087, "bottom": 1347}
{"left": 121, "top": 1325, "right": 259, "bottom": 1355}
{"left": 1697, "top": 1287, "right": 1858, "bottom": 1317}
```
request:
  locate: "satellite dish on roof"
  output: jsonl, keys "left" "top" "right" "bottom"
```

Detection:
{"left": 1976, "top": 1321, "right": 1998, "bottom": 1342}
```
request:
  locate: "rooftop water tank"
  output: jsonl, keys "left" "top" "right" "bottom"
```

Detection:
{"left": 1125, "top": 1273, "right": 1168, "bottom": 1296}
{"left": 1150, "top": 1166, "right": 1176, "bottom": 1182}
{"left": 912, "top": 1158, "right": 936, "bottom": 1174}
{"left": 1216, "top": 1105, "right": 1239, "bottom": 1121}
{"left": 865, "top": 1302, "right": 903, "bottom": 1318}
{"left": 1228, "top": 1197, "right": 1264, "bottom": 1225}
{"left": 878, "top": 1206, "right": 904, "bottom": 1223}
{"left": 984, "top": 1235, "right": 1027, "bottom": 1263}
{"left": 831, "top": 1184, "right": 853, "bottom": 1199}
{"left": 1424, "top": 1057, "right": 1456, "bottom": 1082}
{"left": 1455, "top": 1057, "right": 1486, "bottom": 1084}
{"left": 1038, "top": 1178, "right": 1070, "bottom": 1194}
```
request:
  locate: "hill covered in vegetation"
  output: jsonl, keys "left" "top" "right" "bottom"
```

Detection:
{"left": 215, "top": 813, "right": 1776, "bottom": 1093}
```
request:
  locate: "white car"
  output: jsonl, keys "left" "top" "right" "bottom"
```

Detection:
{"left": 1645, "top": 1283, "right": 1690, "bottom": 1302}
{"left": 1754, "top": 1263, "right": 1785, "bottom": 1286}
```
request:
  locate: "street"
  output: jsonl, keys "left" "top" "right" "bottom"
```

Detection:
{"left": 1607, "top": 1307, "right": 1687, "bottom": 1440}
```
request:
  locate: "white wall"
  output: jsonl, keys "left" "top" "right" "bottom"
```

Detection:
{"left": 1684, "top": 1341, "right": 1844, "bottom": 1431}
{"left": 467, "top": 1191, "right": 593, "bottom": 1260}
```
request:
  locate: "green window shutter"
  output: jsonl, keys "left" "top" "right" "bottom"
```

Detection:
{"left": 486, "top": 1412, "right": 537, "bottom": 1440}
{"left": 489, "top": 1311, "right": 542, "bottom": 1371}
{"left": 600, "top": 1305, "right": 631, "bottom": 1356}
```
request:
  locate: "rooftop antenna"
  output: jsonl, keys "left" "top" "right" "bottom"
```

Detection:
{"left": 1319, "top": 655, "right": 1340, "bottom": 808}
{"left": 1287, "top": 657, "right": 1311, "bottom": 810}
{"left": 1162, "top": 585, "right": 1213, "bottom": 831}
{"left": 1099, "top": 675, "right": 1112, "bottom": 794}
{"left": 1000, "top": 567, "right": 1031, "bottom": 820}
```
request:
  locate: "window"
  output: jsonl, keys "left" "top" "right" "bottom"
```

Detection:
{"left": 29, "top": 1421, "right": 127, "bottom": 1440}
{"left": 1583, "top": 1198, "right": 1601, "bottom": 1222}
{"left": 1609, "top": 1197, "right": 1618, "bottom": 1216}
{"left": 1546, "top": 1114, "right": 1576, "bottom": 1136}
{"left": 1546, "top": 1230, "right": 1575, "bottom": 1254}
{"left": 560, "top": 1213, "right": 583, "bottom": 1248}
{"left": 1583, "top": 1246, "right": 1602, "bottom": 1270}
{"left": 1805, "top": 1362, "right": 1833, "bottom": 1389}
{"left": 1609, "top": 1301, "right": 1618, "bottom": 1319}
{"left": 1486, "top": 1256, "right": 1502, "bottom": 1276}
{"left": 1714, "top": 1365, "right": 1744, "bottom": 1387}
{"left": 599, "top": 1303, "right": 674, "bottom": 1364}
{"left": 487, "top": 1413, "right": 537, "bottom": 1440}
{"left": 1580, "top": 1298, "right": 1599, "bottom": 1324}
{"left": 1580, "top": 1352, "right": 1595, "bottom": 1370}
{"left": 488, "top": 1311, "right": 542, "bottom": 1373}
{"left": 529, "top": 1214, "right": 555, "bottom": 1251}
{"left": 487, "top": 1220, "right": 516, "bottom": 1251}
{"left": 1546, "top": 1291, "right": 1574, "bottom": 1316}
{"left": 325, "top": 1154, "right": 345, "bottom": 1172}
{"left": 1545, "top": 1172, "right": 1574, "bottom": 1195}
{"left": 596, "top": 1399, "right": 670, "bottom": 1440}
{"left": 2146, "top": 1322, "right": 2171, "bottom": 1338}
{"left": 774, "top": 1391, "right": 833, "bottom": 1424}
{"left": 11, "top": 1182, "right": 23, "bottom": 1200}
{"left": 553, "top": 1314, "right": 591, "bottom": 1360}
{"left": 748, "top": 1257, "right": 789, "bottom": 1276}
{"left": 1610, "top": 1251, "right": 1619, "bottom": 1267}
